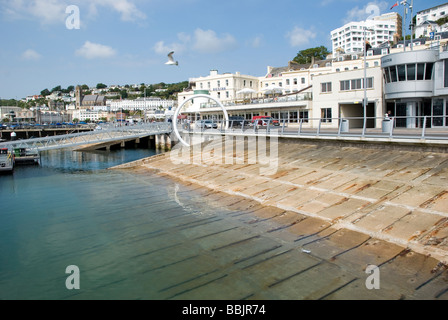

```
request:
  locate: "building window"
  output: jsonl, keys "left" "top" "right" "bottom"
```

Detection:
{"left": 294, "top": 78, "right": 298, "bottom": 85}
{"left": 301, "top": 78, "right": 306, "bottom": 84}
{"left": 417, "top": 64, "right": 425, "bottom": 80}
{"left": 444, "top": 60, "right": 448, "bottom": 88}
{"left": 397, "top": 64, "right": 406, "bottom": 81}
{"left": 321, "top": 108, "right": 332, "bottom": 123}
{"left": 384, "top": 68, "right": 391, "bottom": 83}
{"left": 433, "top": 99, "right": 444, "bottom": 127}
{"left": 351, "top": 79, "right": 362, "bottom": 90}
{"left": 289, "top": 111, "right": 298, "bottom": 123}
{"left": 286, "top": 79, "right": 290, "bottom": 85}
{"left": 299, "top": 111, "right": 309, "bottom": 123}
{"left": 226, "top": 80, "right": 229, "bottom": 86}
{"left": 217, "top": 80, "right": 221, "bottom": 87}
{"left": 390, "top": 66, "right": 398, "bottom": 82}
{"left": 340, "top": 80, "right": 350, "bottom": 91}
{"left": 321, "top": 82, "right": 332, "bottom": 93}
{"left": 407, "top": 64, "right": 416, "bottom": 81}
{"left": 425, "top": 62, "right": 434, "bottom": 80}
{"left": 226, "top": 91, "right": 229, "bottom": 98}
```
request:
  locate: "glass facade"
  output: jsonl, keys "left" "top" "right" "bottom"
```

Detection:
{"left": 383, "top": 62, "right": 434, "bottom": 83}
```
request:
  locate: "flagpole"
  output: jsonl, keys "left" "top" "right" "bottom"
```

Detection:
{"left": 410, "top": 0, "right": 414, "bottom": 51}
{"left": 402, "top": 0, "right": 407, "bottom": 52}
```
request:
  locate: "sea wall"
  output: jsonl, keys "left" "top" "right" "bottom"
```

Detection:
{"left": 112, "top": 135, "right": 448, "bottom": 262}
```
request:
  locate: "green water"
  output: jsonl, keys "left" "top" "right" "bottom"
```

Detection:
{"left": 0, "top": 149, "right": 445, "bottom": 300}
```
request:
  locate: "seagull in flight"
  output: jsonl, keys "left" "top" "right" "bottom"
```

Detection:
{"left": 165, "top": 51, "right": 178, "bottom": 66}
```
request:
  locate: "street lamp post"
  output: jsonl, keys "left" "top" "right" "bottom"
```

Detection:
{"left": 363, "top": 27, "right": 374, "bottom": 136}
{"left": 400, "top": 0, "right": 414, "bottom": 51}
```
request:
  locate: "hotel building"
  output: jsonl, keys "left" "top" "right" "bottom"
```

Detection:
{"left": 331, "top": 13, "right": 402, "bottom": 54}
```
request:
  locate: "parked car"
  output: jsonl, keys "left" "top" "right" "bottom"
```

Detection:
{"left": 195, "top": 120, "right": 218, "bottom": 129}
{"left": 250, "top": 116, "right": 280, "bottom": 126}
{"left": 228, "top": 116, "right": 246, "bottom": 127}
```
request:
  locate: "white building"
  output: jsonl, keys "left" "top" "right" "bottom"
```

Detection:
{"left": 331, "top": 12, "right": 401, "bottom": 54}
{"left": 178, "top": 70, "right": 260, "bottom": 113}
{"left": 415, "top": 2, "right": 448, "bottom": 38}
{"left": 382, "top": 35, "right": 448, "bottom": 128}
{"left": 105, "top": 97, "right": 175, "bottom": 112}
{"left": 71, "top": 109, "right": 109, "bottom": 122}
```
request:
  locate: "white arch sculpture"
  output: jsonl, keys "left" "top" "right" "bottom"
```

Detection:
{"left": 172, "top": 94, "right": 229, "bottom": 147}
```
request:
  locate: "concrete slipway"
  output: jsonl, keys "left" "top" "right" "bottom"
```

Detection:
{"left": 112, "top": 136, "right": 448, "bottom": 299}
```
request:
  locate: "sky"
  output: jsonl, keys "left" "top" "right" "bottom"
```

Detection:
{"left": 0, "top": 0, "right": 445, "bottom": 99}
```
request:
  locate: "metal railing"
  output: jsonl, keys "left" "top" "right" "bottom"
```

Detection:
{"left": 0, "top": 122, "right": 172, "bottom": 151}
{"left": 176, "top": 115, "right": 448, "bottom": 142}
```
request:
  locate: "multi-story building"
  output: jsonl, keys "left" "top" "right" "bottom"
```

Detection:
{"left": 331, "top": 12, "right": 402, "bottom": 54}
{"left": 71, "top": 109, "right": 110, "bottom": 122}
{"left": 106, "top": 97, "right": 175, "bottom": 112}
{"left": 415, "top": 2, "right": 448, "bottom": 38}
{"left": 178, "top": 69, "right": 260, "bottom": 112}
{"left": 381, "top": 34, "right": 448, "bottom": 128}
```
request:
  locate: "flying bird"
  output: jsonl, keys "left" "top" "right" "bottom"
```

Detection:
{"left": 165, "top": 51, "right": 178, "bottom": 66}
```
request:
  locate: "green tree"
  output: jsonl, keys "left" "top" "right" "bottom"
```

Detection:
{"left": 51, "top": 85, "right": 62, "bottom": 93}
{"left": 120, "top": 90, "right": 128, "bottom": 99}
{"left": 81, "top": 84, "right": 89, "bottom": 90}
{"left": 41, "top": 88, "right": 51, "bottom": 96}
{"left": 293, "top": 46, "right": 330, "bottom": 64}
{"left": 96, "top": 83, "right": 107, "bottom": 89}
{"left": 72, "top": 118, "right": 79, "bottom": 123}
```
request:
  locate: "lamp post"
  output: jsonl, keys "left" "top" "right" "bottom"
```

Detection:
{"left": 400, "top": 0, "right": 414, "bottom": 51}
{"left": 363, "top": 26, "right": 374, "bottom": 136}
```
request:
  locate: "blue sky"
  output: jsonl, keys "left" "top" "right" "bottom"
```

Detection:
{"left": 0, "top": 0, "right": 444, "bottom": 99}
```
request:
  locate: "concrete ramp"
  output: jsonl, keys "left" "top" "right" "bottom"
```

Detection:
{"left": 115, "top": 137, "right": 448, "bottom": 263}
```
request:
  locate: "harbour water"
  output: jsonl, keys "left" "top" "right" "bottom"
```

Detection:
{"left": 0, "top": 147, "right": 447, "bottom": 300}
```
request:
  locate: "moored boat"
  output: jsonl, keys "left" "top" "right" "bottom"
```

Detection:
{"left": 13, "top": 148, "right": 40, "bottom": 165}
{"left": 0, "top": 148, "right": 14, "bottom": 173}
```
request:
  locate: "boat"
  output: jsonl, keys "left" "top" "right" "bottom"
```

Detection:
{"left": 0, "top": 148, "right": 14, "bottom": 173}
{"left": 13, "top": 148, "right": 40, "bottom": 165}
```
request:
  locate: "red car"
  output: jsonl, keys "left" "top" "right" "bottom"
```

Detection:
{"left": 251, "top": 116, "right": 280, "bottom": 126}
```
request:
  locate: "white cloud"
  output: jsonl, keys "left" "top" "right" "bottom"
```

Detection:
{"left": 1, "top": 0, "right": 146, "bottom": 24}
{"left": 192, "top": 28, "right": 237, "bottom": 54}
{"left": 343, "top": 1, "right": 389, "bottom": 23}
{"left": 21, "top": 49, "right": 42, "bottom": 60}
{"left": 286, "top": 27, "right": 317, "bottom": 47}
{"left": 75, "top": 41, "right": 116, "bottom": 59}
{"left": 248, "top": 35, "right": 263, "bottom": 48}
{"left": 153, "top": 32, "right": 190, "bottom": 55}
{"left": 2, "top": 0, "right": 67, "bottom": 24}
{"left": 88, "top": 0, "right": 146, "bottom": 22}
{"left": 154, "top": 29, "right": 238, "bottom": 56}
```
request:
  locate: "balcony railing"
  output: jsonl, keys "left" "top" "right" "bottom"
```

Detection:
{"left": 197, "top": 93, "right": 312, "bottom": 109}
{"left": 176, "top": 115, "right": 448, "bottom": 142}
